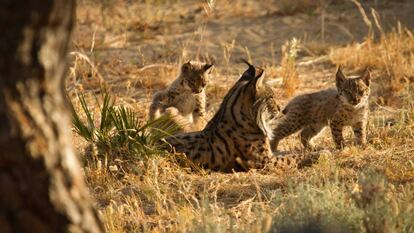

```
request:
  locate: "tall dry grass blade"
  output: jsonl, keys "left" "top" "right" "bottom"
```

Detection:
{"left": 371, "top": 8, "right": 384, "bottom": 37}
{"left": 351, "top": 0, "right": 373, "bottom": 40}
{"left": 70, "top": 51, "right": 106, "bottom": 86}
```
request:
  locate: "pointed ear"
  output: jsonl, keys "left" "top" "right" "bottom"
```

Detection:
{"left": 240, "top": 58, "right": 255, "bottom": 81}
{"left": 361, "top": 67, "right": 371, "bottom": 86}
{"left": 203, "top": 63, "right": 213, "bottom": 72}
{"left": 249, "top": 68, "right": 265, "bottom": 92}
{"left": 181, "top": 61, "right": 191, "bottom": 73}
{"left": 336, "top": 65, "right": 346, "bottom": 88}
{"left": 203, "top": 63, "right": 213, "bottom": 70}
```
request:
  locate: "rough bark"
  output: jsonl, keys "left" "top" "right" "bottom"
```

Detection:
{"left": 0, "top": 0, "right": 104, "bottom": 232}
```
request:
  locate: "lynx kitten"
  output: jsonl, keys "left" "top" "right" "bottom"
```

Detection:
{"left": 271, "top": 66, "right": 371, "bottom": 150}
{"left": 149, "top": 61, "right": 213, "bottom": 131}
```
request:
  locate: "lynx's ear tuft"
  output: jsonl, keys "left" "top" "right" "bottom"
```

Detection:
{"left": 240, "top": 58, "right": 256, "bottom": 81}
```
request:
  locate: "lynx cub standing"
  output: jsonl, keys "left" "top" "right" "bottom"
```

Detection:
{"left": 149, "top": 61, "right": 213, "bottom": 131}
{"left": 271, "top": 66, "right": 371, "bottom": 150}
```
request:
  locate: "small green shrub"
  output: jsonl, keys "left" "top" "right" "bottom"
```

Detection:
{"left": 270, "top": 182, "right": 364, "bottom": 233}
{"left": 70, "top": 93, "right": 179, "bottom": 161}
{"left": 352, "top": 170, "right": 414, "bottom": 233}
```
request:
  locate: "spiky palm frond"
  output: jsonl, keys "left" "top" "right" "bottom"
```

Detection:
{"left": 71, "top": 93, "right": 95, "bottom": 141}
{"left": 70, "top": 92, "right": 180, "bottom": 161}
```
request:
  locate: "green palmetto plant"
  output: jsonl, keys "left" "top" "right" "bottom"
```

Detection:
{"left": 70, "top": 92, "right": 180, "bottom": 161}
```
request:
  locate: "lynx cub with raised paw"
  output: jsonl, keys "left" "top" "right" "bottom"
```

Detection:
{"left": 149, "top": 61, "right": 213, "bottom": 131}
{"left": 271, "top": 66, "right": 371, "bottom": 150}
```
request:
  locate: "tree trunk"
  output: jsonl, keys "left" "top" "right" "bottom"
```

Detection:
{"left": 0, "top": 1, "right": 104, "bottom": 232}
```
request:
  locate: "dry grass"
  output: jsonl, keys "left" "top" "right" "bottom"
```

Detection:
{"left": 329, "top": 29, "right": 414, "bottom": 103}
{"left": 280, "top": 38, "right": 300, "bottom": 98}
{"left": 82, "top": 138, "right": 414, "bottom": 232}
{"left": 329, "top": 3, "right": 414, "bottom": 104}
{"left": 68, "top": 0, "right": 414, "bottom": 232}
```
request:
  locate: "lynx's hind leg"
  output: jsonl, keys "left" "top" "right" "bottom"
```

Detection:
{"left": 271, "top": 116, "right": 304, "bottom": 152}
{"left": 300, "top": 124, "right": 325, "bottom": 150}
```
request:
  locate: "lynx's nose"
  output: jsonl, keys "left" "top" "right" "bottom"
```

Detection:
{"left": 195, "top": 88, "right": 203, "bottom": 93}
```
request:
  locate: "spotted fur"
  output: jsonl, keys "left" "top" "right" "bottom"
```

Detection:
{"left": 149, "top": 61, "right": 213, "bottom": 131}
{"left": 271, "top": 66, "right": 371, "bottom": 151}
{"left": 166, "top": 61, "right": 321, "bottom": 172}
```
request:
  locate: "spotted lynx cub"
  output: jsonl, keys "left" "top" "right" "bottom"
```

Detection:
{"left": 166, "top": 61, "right": 321, "bottom": 172}
{"left": 271, "top": 66, "right": 371, "bottom": 151}
{"left": 149, "top": 61, "right": 213, "bottom": 131}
